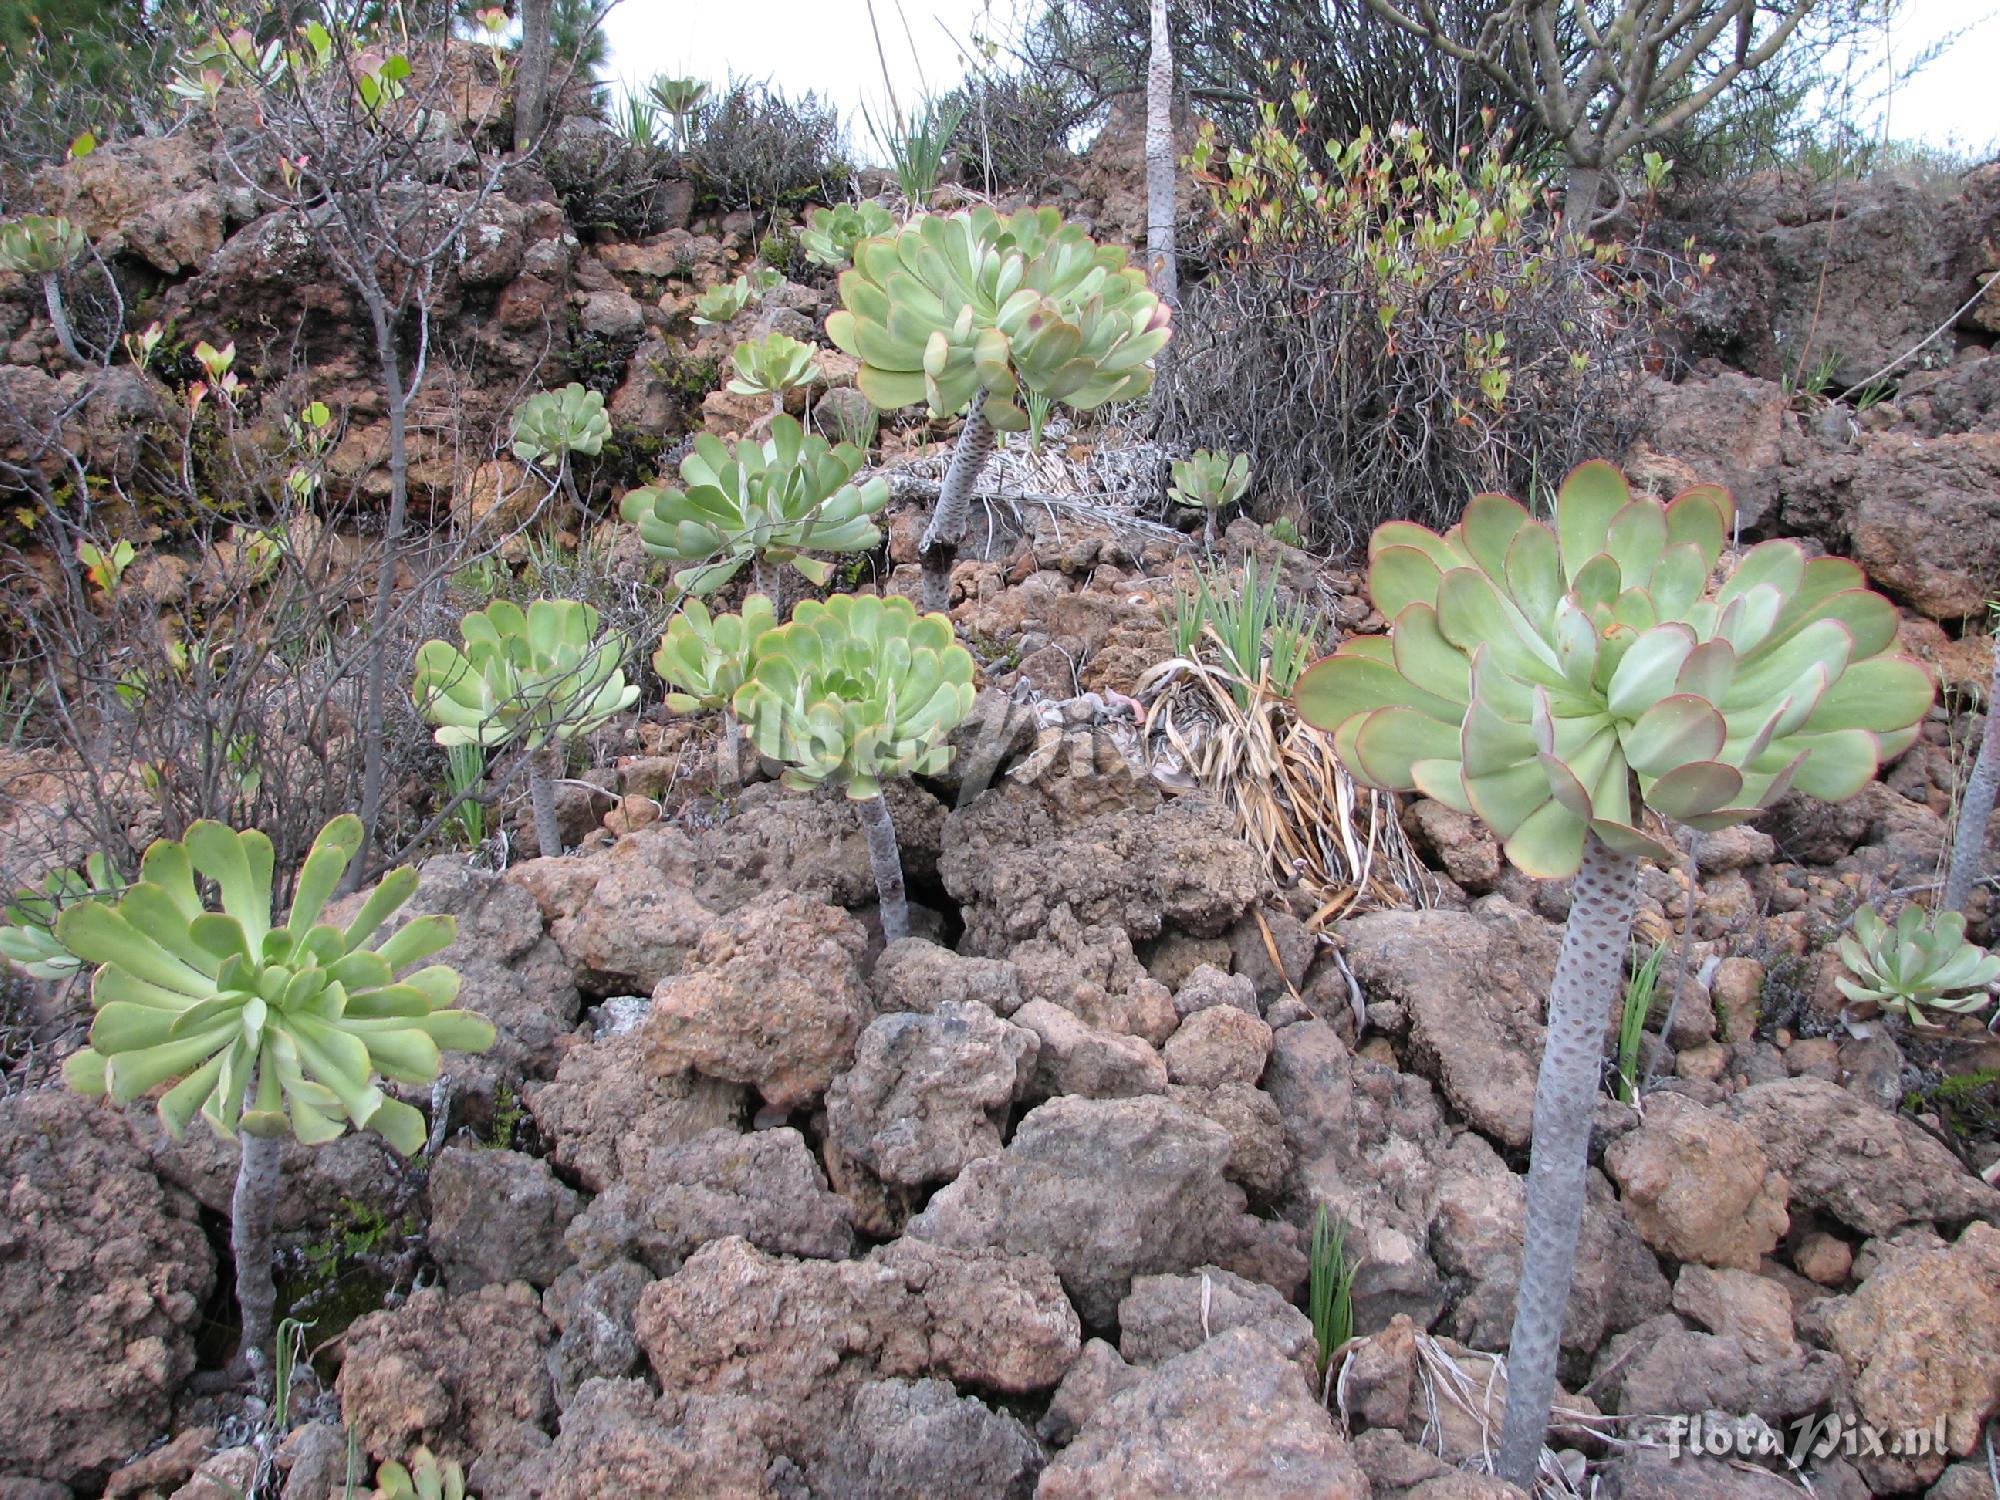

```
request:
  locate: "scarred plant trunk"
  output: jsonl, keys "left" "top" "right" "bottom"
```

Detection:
{"left": 40, "top": 275, "right": 83, "bottom": 365}
{"left": 1562, "top": 159, "right": 1604, "bottom": 239}
{"left": 529, "top": 740, "right": 564, "bottom": 857}
{"left": 1945, "top": 650, "right": 2000, "bottom": 913}
{"left": 1497, "top": 830, "right": 1639, "bottom": 1486}
{"left": 919, "top": 391, "right": 996, "bottom": 614}
{"left": 1144, "top": 0, "right": 1176, "bottom": 307}
{"left": 857, "top": 792, "right": 910, "bottom": 943}
{"left": 231, "top": 1129, "right": 283, "bottom": 1389}
{"left": 514, "top": 0, "right": 554, "bottom": 154}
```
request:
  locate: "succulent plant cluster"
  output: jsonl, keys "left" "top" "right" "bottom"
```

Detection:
{"left": 0, "top": 853, "right": 122, "bottom": 979}
{"left": 510, "top": 382, "right": 611, "bottom": 467}
{"left": 800, "top": 200, "right": 898, "bottom": 270}
{"left": 1836, "top": 904, "right": 2000, "bottom": 1028}
{"left": 653, "top": 594, "right": 777, "bottom": 713}
{"left": 620, "top": 415, "right": 887, "bottom": 594}
{"left": 1168, "top": 449, "right": 1252, "bottom": 512}
{"left": 692, "top": 275, "right": 757, "bottom": 326}
{"left": 726, "top": 332, "right": 820, "bottom": 404}
{"left": 0, "top": 214, "right": 86, "bottom": 275}
{"left": 826, "top": 205, "right": 1171, "bottom": 431}
{"left": 734, "top": 593, "right": 976, "bottom": 798}
{"left": 1295, "top": 461, "right": 1932, "bottom": 878}
{"left": 412, "top": 599, "right": 638, "bottom": 752}
{"left": 56, "top": 815, "right": 494, "bottom": 1152}
{"left": 373, "top": 1447, "right": 469, "bottom": 1500}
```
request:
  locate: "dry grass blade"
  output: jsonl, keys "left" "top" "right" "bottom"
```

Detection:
{"left": 1139, "top": 654, "right": 1426, "bottom": 925}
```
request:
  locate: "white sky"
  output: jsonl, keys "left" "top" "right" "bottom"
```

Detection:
{"left": 599, "top": 0, "right": 1999, "bottom": 159}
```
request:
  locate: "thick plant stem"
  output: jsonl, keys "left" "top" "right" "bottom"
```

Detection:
{"left": 1562, "top": 160, "right": 1604, "bottom": 238}
{"left": 231, "top": 1130, "right": 283, "bottom": 1390}
{"left": 857, "top": 793, "right": 910, "bottom": 943}
{"left": 1497, "top": 831, "right": 1639, "bottom": 1488}
{"left": 1945, "top": 651, "right": 2000, "bottom": 913}
{"left": 40, "top": 276, "right": 83, "bottom": 365}
{"left": 1144, "top": 0, "right": 1177, "bottom": 307}
{"left": 514, "top": 0, "right": 553, "bottom": 153}
{"left": 1203, "top": 506, "right": 1217, "bottom": 550}
{"left": 721, "top": 709, "right": 743, "bottom": 790}
{"left": 919, "top": 392, "right": 995, "bottom": 614}
{"left": 529, "top": 741, "right": 564, "bottom": 857}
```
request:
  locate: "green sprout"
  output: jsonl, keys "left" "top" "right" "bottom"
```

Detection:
{"left": 726, "top": 332, "right": 820, "bottom": 417}
{"left": 1169, "top": 449, "right": 1252, "bottom": 547}
{"left": 1613, "top": 942, "right": 1666, "bottom": 1103}
{"left": 57, "top": 814, "right": 495, "bottom": 1381}
{"left": 1294, "top": 459, "right": 1932, "bottom": 1479}
{"left": 800, "top": 200, "right": 897, "bottom": 270}
{"left": 647, "top": 75, "right": 708, "bottom": 152}
{"left": 411, "top": 599, "right": 638, "bottom": 856}
{"left": 372, "top": 1446, "right": 469, "bottom": 1500}
{"left": 733, "top": 593, "right": 975, "bottom": 940}
{"left": 619, "top": 414, "right": 888, "bottom": 598}
{"left": 1307, "top": 1205, "right": 1360, "bottom": 1379}
{"left": 1836, "top": 904, "right": 2000, "bottom": 1029}
{"left": 827, "top": 205, "right": 1171, "bottom": 610}
{"left": 692, "top": 276, "right": 757, "bottom": 327}
{"left": 0, "top": 214, "right": 89, "bottom": 364}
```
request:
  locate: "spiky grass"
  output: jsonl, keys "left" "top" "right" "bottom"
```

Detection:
{"left": 1309, "top": 1204, "right": 1360, "bottom": 1387}
{"left": 1613, "top": 942, "right": 1666, "bottom": 1104}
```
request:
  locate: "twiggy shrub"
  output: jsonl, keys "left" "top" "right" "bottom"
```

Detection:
{"left": 1173, "top": 75, "right": 1701, "bottom": 555}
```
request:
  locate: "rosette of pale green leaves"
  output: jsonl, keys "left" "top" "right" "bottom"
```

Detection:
{"left": 1836, "top": 904, "right": 2000, "bottom": 1028}
{"left": 801, "top": 201, "right": 897, "bottom": 270}
{"left": 733, "top": 593, "right": 976, "bottom": 798}
{"left": 653, "top": 594, "right": 777, "bottom": 713}
{"left": 1169, "top": 450, "right": 1251, "bottom": 511}
{"left": 0, "top": 853, "right": 122, "bottom": 979}
{"left": 826, "top": 205, "right": 1171, "bottom": 431}
{"left": 727, "top": 333, "right": 819, "bottom": 402}
{"left": 692, "top": 276, "right": 756, "bottom": 326}
{"left": 511, "top": 382, "right": 611, "bottom": 465}
{"left": 619, "top": 415, "right": 888, "bottom": 594}
{"left": 56, "top": 815, "right": 495, "bottom": 1153}
{"left": 412, "top": 599, "right": 638, "bottom": 752}
{"left": 0, "top": 214, "right": 86, "bottom": 275}
{"left": 373, "top": 1447, "right": 468, "bottom": 1500}
{"left": 1294, "top": 461, "right": 1932, "bottom": 877}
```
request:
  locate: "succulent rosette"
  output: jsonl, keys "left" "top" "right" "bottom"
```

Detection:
{"left": 726, "top": 332, "right": 820, "bottom": 402}
{"left": 1168, "top": 449, "right": 1251, "bottom": 510}
{"left": 412, "top": 598, "right": 637, "bottom": 751}
{"left": 1295, "top": 461, "right": 1933, "bottom": 877}
{"left": 732, "top": 593, "right": 976, "bottom": 798}
{"left": 57, "top": 815, "right": 494, "bottom": 1152}
{"left": 1837, "top": 904, "right": 2000, "bottom": 1028}
{"left": 800, "top": 200, "right": 897, "bottom": 270}
{"left": 619, "top": 415, "right": 887, "bottom": 594}
{"left": 652, "top": 594, "right": 778, "bottom": 714}
{"left": 510, "top": 382, "right": 611, "bottom": 465}
{"left": 826, "top": 205, "right": 1171, "bottom": 431}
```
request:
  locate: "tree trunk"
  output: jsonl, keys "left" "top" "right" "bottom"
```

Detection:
{"left": 918, "top": 391, "right": 995, "bottom": 614}
{"left": 1562, "top": 159, "right": 1604, "bottom": 238}
{"left": 1945, "top": 652, "right": 2000, "bottom": 913}
{"left": 514, "top": 0, "right": 554, "bottom": 154}
{"left": 231, "top": 1130, "right": 283, "bottom": 1389}
{"left": 1497, "top": 830, "right": 1639, "bottom": 1487}
{"left": 1144, "top": 0, "right": 1177, "bottom": 307}
{"left": 529, "top": 740, "right": 563, "bottom": 856}
{"left": 40, "top": 276, "right": 83, "bottom": 365}
{"left": 346, "top": 306, "right": 410, "bottom": 891}
{"left": 856, "top": 792, "right": 910, "bottom": 943}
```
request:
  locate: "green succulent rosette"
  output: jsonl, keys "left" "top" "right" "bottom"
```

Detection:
{"left": 412, "top": 598, "right": 638, "bottom": 752}
{"left": 652, "top": 594, "right": 778, "bottom": 713}
{"left": 1295, "top": 461, "right": 1933, "bottom": 878}
{"left": 692, "top": 276, "right": 756, "bottom": 326}
{"left": 511, "top": 382, "right": 611, "bottom": 465}
{"left": 1837, "top": 904, "right": 2000, "bottom": 1028}
{"left": 57, "top": 815, "right": 495, "bottom": 1152}
{"left": 619, "top": 415, "right": 888, "bottom": 594}
{"left": 0, "top": 853, "right": 122, "bottom": 979}
{"left": 732, "top": 593, "right": 976, "bottom": 799}
{"left": 0, "top": 214, "right": 86, "bottom": 275}
{"left": 801, "top": 200, "right": 897, "bottom": 270}
{"left": 726, "top": 333, "right": 820, "bottom": 400}
{"left": 826, "top": 204, "right": 1172, "bottom": 432}
{"left": 1169, "top": 449, "right": 1251, "bottom": 510}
